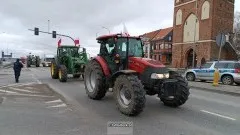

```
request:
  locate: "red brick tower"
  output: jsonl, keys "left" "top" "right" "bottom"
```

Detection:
{"left": 172, "top": 0, "right": 236, "bottom": 68}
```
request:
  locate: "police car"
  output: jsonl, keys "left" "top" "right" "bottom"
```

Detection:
{"left": 184, "top": 61, "right": 240, "bottom": 85}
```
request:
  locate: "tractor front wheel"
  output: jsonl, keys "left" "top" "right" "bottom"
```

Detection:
{"left": 51, "top": 61, "right": 58, "bottom": 79}
{"left": 58, "top": 65, "right": 68, "bottom": 82}
{"left": 113, "top": 75, "right": 146, "bottom": 116}
{"left": 84, "top": 60, "right": 108, "bottom": 100}
{"left": 160, "top": 72, "right": 190, "bottom": 107}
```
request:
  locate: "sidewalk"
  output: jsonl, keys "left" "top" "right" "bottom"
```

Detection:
{"left": 188, "top": 81, "right": 240, "bottom": 96}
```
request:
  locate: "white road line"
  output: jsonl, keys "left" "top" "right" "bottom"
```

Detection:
{"left": 0, "top": 89, "right": 18, "bottom": 94}
{"left": 45, "top": 99, "right": 62, "bottom": 104}
{"left": 0, "top": 82, "right": 36, "bottom": 88}
{"left": 201, "top": 110, "right": 236, "bottom": 121}
{"left": 9, "top": 87, "right": 34, "bottom": 93}
{"left": 47, "top": 103, "right": 67, "bottom": 108}
{"left": 5, "top": 93, "right": 54, "bottom": 98}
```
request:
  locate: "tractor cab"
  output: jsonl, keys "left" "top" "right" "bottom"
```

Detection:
{"left": 97, "top": 34, "right": 144, "bottom": 73}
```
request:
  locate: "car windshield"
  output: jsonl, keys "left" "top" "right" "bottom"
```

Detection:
{"left": 45, "top": 58, "right": 53, "bottom": 62}
{"left": 117, "top": 38, "right": 143, "bottom": 57}
{"left": 201, "top": 62, "right": 212, "bottom": 68}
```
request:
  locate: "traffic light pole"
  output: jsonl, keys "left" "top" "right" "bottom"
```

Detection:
{"left": 28, "top": 29, "right": 75, "bottom": 43}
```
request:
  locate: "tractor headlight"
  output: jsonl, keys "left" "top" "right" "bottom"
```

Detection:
{"left": 151, "top": 73, "right": 170, "bottom": 79}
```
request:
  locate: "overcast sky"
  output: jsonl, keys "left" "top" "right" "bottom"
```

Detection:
{"left": 0, "top": 0, "right": 240, "bottom": 58}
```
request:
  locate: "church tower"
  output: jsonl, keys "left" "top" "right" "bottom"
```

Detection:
{"left": 172, "top": 0, "right": 236, "bottom": 68}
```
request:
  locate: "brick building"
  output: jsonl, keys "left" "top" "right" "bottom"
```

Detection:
{"left": 141, "top": 27, "right": 173, "bottom": 65}
{"left": 172, "top": 0, "right": 238, "bottom": 68}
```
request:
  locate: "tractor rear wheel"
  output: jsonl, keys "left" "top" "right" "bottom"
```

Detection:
{"left": 113, "top": 75, "right": 146, "bottom": 116}
{"left": 51, "top": 61, "right": 58, "bottom": 79}
{"left": 58, "top": 65, "right": 68, "bottom": 82}
{"left": 84, "top": 60, "right": 108, "bottom": 100}
{"left": 160, "top": 72, "right": 190, "bottom": 107}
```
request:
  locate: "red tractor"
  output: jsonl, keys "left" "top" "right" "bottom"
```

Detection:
{"left": 84, "top": 33, "right": 190, "bottom": 116}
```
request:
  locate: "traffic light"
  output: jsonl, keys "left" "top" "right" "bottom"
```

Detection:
{"left": 34, "top": 27, "right": 39, "bottom": 35}
{"left": 52, "top": 31, "right": 57, "bottom": 38}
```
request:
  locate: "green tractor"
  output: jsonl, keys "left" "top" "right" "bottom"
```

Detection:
{"left": 50, "top": 45, "right": 89, "bottom": 82}
{"left": 26, "top": 54, "right": 40, "bottom": 67}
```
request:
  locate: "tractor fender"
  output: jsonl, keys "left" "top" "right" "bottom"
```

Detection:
{"left": 111, "top": 70, "right": 138, "bottom": 83}
{"left": 94, "top": 56, "right": 111, "bottom": 77}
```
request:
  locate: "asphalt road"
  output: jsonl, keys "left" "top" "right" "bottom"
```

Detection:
{"left": 1, "top": 67, "right": 240, "bottom": 135}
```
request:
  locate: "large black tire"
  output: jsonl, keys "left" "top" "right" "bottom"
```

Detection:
{"left": 161, "top": 72, "right": 190, "bottom": 107}
{"left": 51, "top": 61, "right": 59, "bottom": 79}
{"left": 58, "top": 65, "right": 68, "bottom": 82}
{"left": 73, "top": 74, "right": 81, "bottom": 78}
{"left": 113, "top": 75, "right": 146, "bottom": 116}
{"left": 84, "top": 60, "right": 108, "bottom": 100}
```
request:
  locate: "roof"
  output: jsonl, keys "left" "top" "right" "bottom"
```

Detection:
{"left": 151, "top": 27, "right": 173, "bottom": 41}
{"left": 140, "top": 29, "right": 161, "bottom": 40}
{"left": 96, "top": 34, "right": 140, "bottom": 40}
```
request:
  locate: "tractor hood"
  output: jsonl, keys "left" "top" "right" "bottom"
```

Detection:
{"left": 129, "top": 57, "right": 166, "bottom": 68}
{"left": 128, "top": 57, "right": 167, "bottom": 73}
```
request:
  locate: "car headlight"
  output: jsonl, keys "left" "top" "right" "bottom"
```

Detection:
{"left": 151, "top": 73, "right": 170, "bottom": 79}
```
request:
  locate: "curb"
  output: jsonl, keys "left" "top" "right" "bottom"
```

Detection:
{"left": 190, "top": 86, "right": 240, "bottom": 97}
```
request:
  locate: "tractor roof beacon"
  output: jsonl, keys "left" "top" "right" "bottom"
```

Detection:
{"left": 84, "top": 33, "right": 190, "bottom": 116}
{"left": 50, "top": 45, "right": 89, "bottom": 82}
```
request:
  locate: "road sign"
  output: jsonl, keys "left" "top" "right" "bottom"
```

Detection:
{"left": 216, "top": 33, "right": 226, "bottom": 62}
{"left": 216, "top": 33, "right": 226, "bottom": 47}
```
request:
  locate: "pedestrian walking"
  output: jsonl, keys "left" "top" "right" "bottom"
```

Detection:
{"left": 13, "top": 59, "right": 23, "bottom": 83}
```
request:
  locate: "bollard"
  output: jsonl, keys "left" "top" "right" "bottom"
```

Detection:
{"left": 213, "top": 68, "right": 220, "bottom": 86}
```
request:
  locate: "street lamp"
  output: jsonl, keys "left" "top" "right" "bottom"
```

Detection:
{"left": 102, "top": 26, "right": 110, "bottom": 34}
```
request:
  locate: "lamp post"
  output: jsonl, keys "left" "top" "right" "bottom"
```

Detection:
{"left": 102, "top": 26, "right": 110, "bottom": 34}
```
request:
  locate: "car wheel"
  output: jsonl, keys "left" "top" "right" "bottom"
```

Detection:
{"left": 221, "top": 75, "right": 234, "bottom": 85}
{"left": 186, "top": 72, "right": 195, "bottom": 81}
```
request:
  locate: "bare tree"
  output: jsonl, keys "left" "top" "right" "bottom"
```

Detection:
{"left": 234, "top": 12, "right": 240, "bottom": 49}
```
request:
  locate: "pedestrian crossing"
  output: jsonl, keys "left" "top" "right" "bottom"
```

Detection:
{"left": 0, "top": 82, "right": 70, "bottom": 113}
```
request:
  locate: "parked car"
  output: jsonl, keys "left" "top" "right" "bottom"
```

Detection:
{"left": 184, "top": 60, "right": 240, "bottom": 85}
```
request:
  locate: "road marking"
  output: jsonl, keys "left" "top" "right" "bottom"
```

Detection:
{"left": 0, "top": 89, "right": 18, "bottom": 94}
{"left": 9, "top": 87, "right": 34, "bottom": 93}
{"left": 201, "top": 110, "right": 236, "bottom": 121}
{"left": 4, "top": 93, "right": 54, "bottom": 98}
{"left": 45, "top": 99, "right": 62, "bottom": 104}
{"left": 0, "top": 82, "right": 37, "bottom": 88}
{"left": 47, "top": 103, "right": 67, "bottom": 108}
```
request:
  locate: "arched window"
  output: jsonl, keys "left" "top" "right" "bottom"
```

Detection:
{"left": 183, "top": 14, "right": 199, "bottom": 42}
{"left": 201, "top": 1, "right": 210, "bottom": 20}
{"left": 176, "top": 9, "right": 182, "bottom": 25}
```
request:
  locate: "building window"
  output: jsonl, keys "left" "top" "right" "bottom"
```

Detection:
{"left": 160, "top": 44, "right": 164, "bottom": 49}
{"left": 165, "top": 44, "right": 169, "bottom": 49}
{"left": 168, "top": 36, "right": 172, "bottom": 41}
{"left": 201, "top": 1, "right": 210, "bottom": 20}
{"left": 159, "top": 55, "right": 162, "bottom": 61}
{"left": 176, "top": 9, "right": 182, "bottom": 25}
{"left": 183, "top": 13, "right": 199, "bottom": 42}
{"left": 154, "top": 55, "right": 157, "bottom": 60}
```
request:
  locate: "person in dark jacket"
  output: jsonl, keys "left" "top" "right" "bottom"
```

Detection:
{"left": 13, "top": 59, "right": 23, "bottom": 83}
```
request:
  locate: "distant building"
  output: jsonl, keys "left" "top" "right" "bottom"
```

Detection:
{"left": 172, "top": 0, "right": 238, "bottom": 68}
{"left": 141, "top": 27, "right": 173, "bottom": 65}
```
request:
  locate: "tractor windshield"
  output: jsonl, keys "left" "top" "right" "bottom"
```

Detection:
{"left": 117, "top": 38, "right": 143, "bottom": 58}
